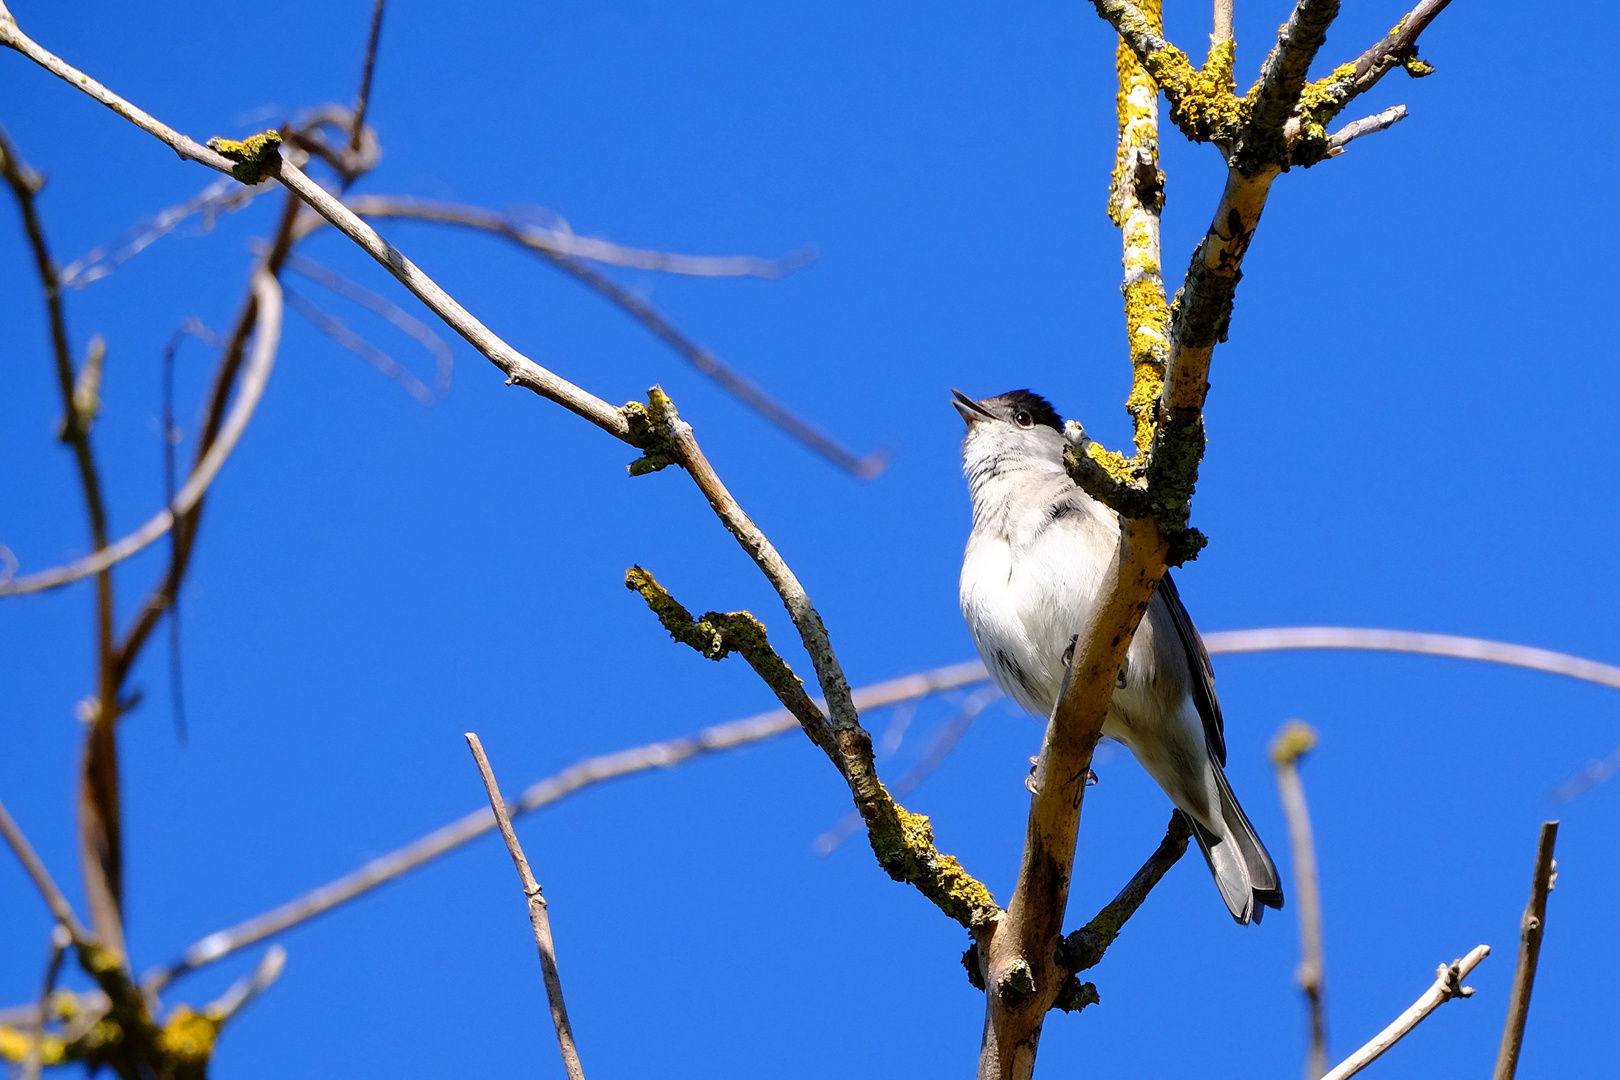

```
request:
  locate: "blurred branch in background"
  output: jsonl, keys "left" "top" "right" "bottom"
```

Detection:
{"left": 814, "top": 684, "right": 1003, "bottom": 855}
{"left": 466, "top": 734, "right": 588, "bottom": 1080}
{"left": 342, "top": 196, "right": 885, "bottom": 479}
{"left": 1492, "top": 821, "right": 1558, "bottom": 1080}
{"left": 1271, "top": 721, "right": 1328, "bottom": 1080}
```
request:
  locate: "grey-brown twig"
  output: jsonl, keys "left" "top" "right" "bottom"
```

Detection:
{"left": 1059, "top": 811, "right": 1192, "bottom": 976}
{"left": 1326, "top": 105, "right": 1408, "bottom": 155}
{"left": 1320, "top": 945, "right": 1489, "bottom": 1080}
{"left": 1272, "top": 721, "right": 1328, "bottom": 1080}
{"left": 141, "top": 659, "right": 988, "bottom": 992}
{"left": 465, "top": 734, "right": 587, "bottom": 1080}
{"left": 59, "top": 177, "right": 265, "bottom": 288}
{"left": 1, "top": 786, "right": 93, "bottom": 947}
{"left": 206, "top": 946, "right": 286, "bottom": 1023}
{"left": 1492, "top": 821, "right": 1558, "bottom": 1080}
{"left": 349, "top": 0, "right": 386, "bottom": 159}
{"left": 0, "top": 269, "right": 284, "bottom": 595}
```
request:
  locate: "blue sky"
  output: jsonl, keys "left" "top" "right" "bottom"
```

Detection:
{"left": 3, "top": 0, "right": 1618, "bottom": 1076}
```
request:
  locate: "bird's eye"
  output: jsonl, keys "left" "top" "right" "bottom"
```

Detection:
{"left": 1014, "top": 410, "right": 1033, "bottom": 428}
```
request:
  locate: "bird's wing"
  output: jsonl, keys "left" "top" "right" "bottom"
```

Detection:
{"left": 1156, "top": 572, "right": 1227, "bottom": 766}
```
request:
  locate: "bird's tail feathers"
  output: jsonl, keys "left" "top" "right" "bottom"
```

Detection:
{"left": 1188, "top": 766, "right": 1284, "bottom": 924}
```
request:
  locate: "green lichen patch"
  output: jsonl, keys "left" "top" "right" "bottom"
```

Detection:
{"left": 205, "top": 130, "right": 282, "bottom": 184}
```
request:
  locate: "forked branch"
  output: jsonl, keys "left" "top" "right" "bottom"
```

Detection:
{"left": 1320, "top": 946, "right": 1489, "bottom": 1080}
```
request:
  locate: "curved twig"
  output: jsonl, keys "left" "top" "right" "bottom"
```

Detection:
{"left": 0, "top": 271, "right": 283, "bottom": 596}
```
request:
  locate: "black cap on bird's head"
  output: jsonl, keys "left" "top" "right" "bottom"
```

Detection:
{"left": 951, "top": 389, "right": 1063, "bottom": 433}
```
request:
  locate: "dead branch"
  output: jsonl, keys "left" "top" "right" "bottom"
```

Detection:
{"left": 1320, "top": 946, "right": 1489, "bottom": 1080}
{"left": 0, "top": 270, "right": 284, "bottom": 595}
{"left": 465, "top": 734, "right": 587, "bottom": 1080}
{"left": 1272, "top": 721, "right": 1328, "bottom": 1079}
{"left": 1492, "top": 821, "right": 1558, "bottom": 1080}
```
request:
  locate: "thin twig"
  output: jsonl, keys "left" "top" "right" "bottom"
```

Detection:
{"left": 0, "top": 122, "right": 123, "bottom": 952}
{"left": 465, "top": 734, "right": 587, "bottom": 1080}
{"left": 0, "top": 271, "right": 284, "bottom": 595}
{"left": 339, "top": 197, "right": 880, "bottom": 477}
{"left": 349, "top": 0, "right": 386, "bottom": 158}
{"left": 110, "top": 193, "right": 304, "bottom": 684}
{"left": 159, "top": 320, "right": 216, "bottom": 745}
{"left": 1272, "top": 721, "right": 1328, "bottom": 1080}
{"left": 284, "top": 285, "right": 435, "bottom": 403}
{"left": 21, "top": 925, "right": 71, "bottom": 1080}
{"left": 1492, "top": 821, "right": 1558, "bottom": 1080}
{"left": 343, "top": 195, "right": 814, "bottom": 278}
{"left": 0, "top": 796, "right": 93, "bottom": 944}
{"left": 1212, "top": 0, "right": 1233, "bottom": 44}
{"left": 206, "top": 946, "right": 286, "bottom": 1022}
{"left": 814, "top": 685, "right": 1002, "bottom": 855}
{"left": 1319, "top": 945, "right": 1489, "bottom": 1080}
{"left": 59, "top": 178, "right": 264, "bottom": 289}
{"left": 1060, "top": 811, "right": 1192, "bottom": 974}
{"left": 1202, "top": 627, "right": 1620, "bottom": 689}
{"left": 1346, "top": 0, "right": 1453, "bottom": 101}
{"left": 142, "top": 660, "right": 988, "bottom": 992}
{"left": 1326, "top": 105, "right": 1408, "bottom": 155}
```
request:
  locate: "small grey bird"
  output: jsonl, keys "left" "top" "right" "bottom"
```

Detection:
{"left": 954, "top": 388, "right": 1282, "bottom": 924}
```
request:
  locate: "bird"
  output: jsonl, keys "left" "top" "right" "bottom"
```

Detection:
{"left": 954, "top": 387, "right": 1283, "bottom": 924}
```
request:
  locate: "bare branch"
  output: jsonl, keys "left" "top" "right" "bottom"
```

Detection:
{"left": 1212, "top": 0, "right": 1232, "bottom": 45}
{"left": 465, "top": 734, "right": 587, "bottom": 1080}
{"left": 1202, "top": 627, "right": 1620, "bottom": 690}
{"left": 1272, "top": 721, "right": 1328, "bottom": 1080}
{"left": 283, "top": 251, "right": 452, "bottom": 395}
{"left": 1347, "top": 0, "right": 1451, "bottom": 103}
{"left": 1493, "top": 821, "right": 1558, "bottom": 1080}
{"left": 142, "top": 660, "right": 989, "bottom": 991}
{"left": 0, "top": 122, "right": 123, "bottom": 952}
{"left": 0, "top": 796, "right": 93, "bottom": 945}
{"left": 1059, "top": 811, "right": 1192, "bottom": 975}
{"left": 625, "top": 566, "right": 997, "bottom": 925}
{"left": 340, "top": 197, "right": 879, "bottom": 478}
{"left": 350, "top": 0, "right": 386, "bottom": 157}
{"left": 1320, "top": 946, "right": 1489, "bottom": 1080}
{"left": 285, "top": 285, "right": 436, "bottom": 403}
{"left": 344, "top": 195, "right": 814, "bottom": 278}
{"left": 205, "top": 946, "right": 286, "bottom": 1023}
{"left": 1247, "top": 0, "right": 1341, "bottom": 151}
{"left": 0, "top": 270, "right": 284, "bottom": 596}
{"left": 21, "top": 925, "right": 70, "bottom": 1080}
{"left": 815, "top": 685, "right": 1002, "bottom": 855}
{"left": 1326, "top": 105, "right": 1407, "bottom": 156}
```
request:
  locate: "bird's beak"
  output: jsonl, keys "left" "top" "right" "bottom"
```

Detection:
{"left": 952, "top": 388, "right": 995, "bottom": 426}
